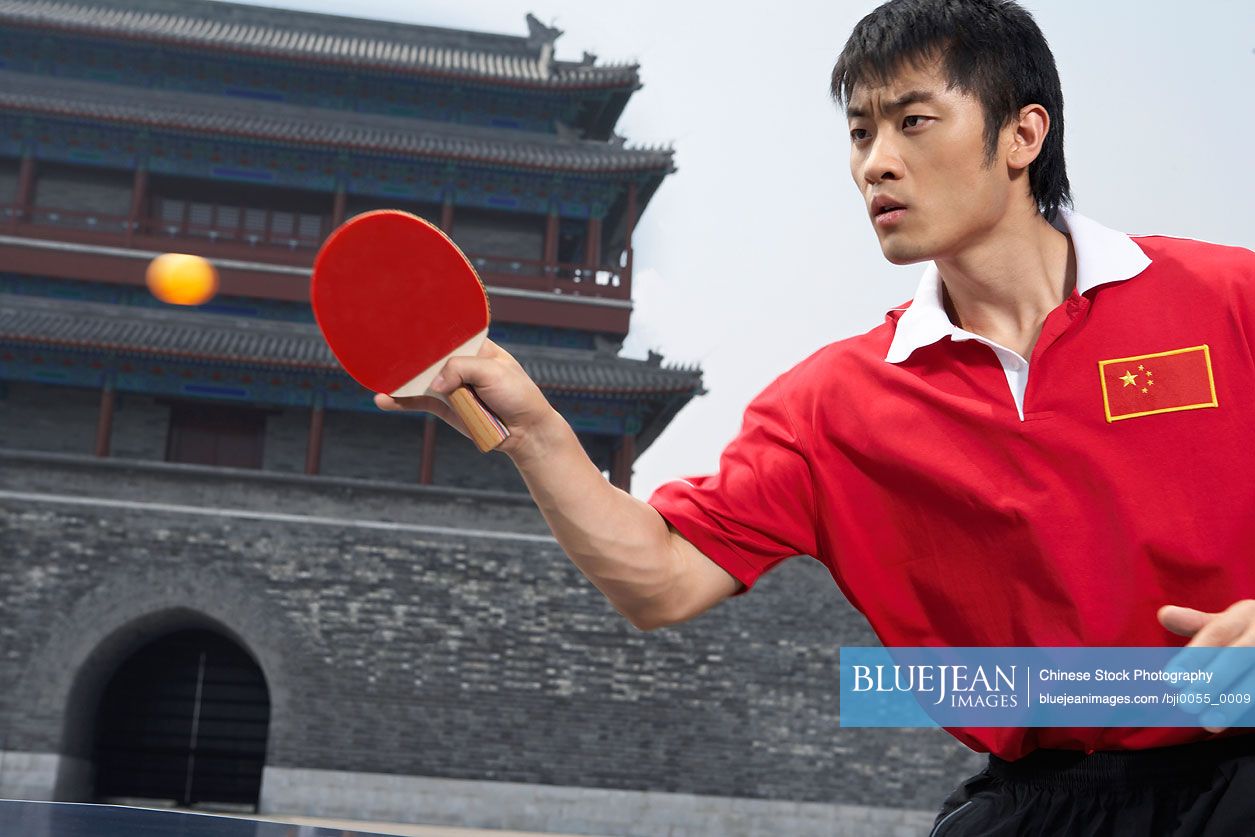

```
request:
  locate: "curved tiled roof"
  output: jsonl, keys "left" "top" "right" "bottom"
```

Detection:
{"left": 0, "top": 70, "right": 674, "bottom": 175}
{"left": 0, "top": 293, "right": 704, "bottom": 396}
{"left": 0, "top": 0, "right": 639, "bottom": 89}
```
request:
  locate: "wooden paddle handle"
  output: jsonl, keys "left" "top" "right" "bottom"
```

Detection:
{"left": 448, "top": 386, "right": 510, "bottom": 453}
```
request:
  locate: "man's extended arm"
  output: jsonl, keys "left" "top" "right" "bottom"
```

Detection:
{"left": 375, "top": 338, "right": 742, "bottom": 630}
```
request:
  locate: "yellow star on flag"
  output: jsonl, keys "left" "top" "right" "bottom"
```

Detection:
{"left": 1120, "top": 371, "right": 1138, "bottom": 387}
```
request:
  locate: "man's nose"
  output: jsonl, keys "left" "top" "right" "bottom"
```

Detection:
{"left": 862, "top": 134, "right": 904, "bottom": 184}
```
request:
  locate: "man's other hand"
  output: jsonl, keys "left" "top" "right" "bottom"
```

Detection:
{"left": 1159, "top": 600, "right": 1255, "bottom": 733}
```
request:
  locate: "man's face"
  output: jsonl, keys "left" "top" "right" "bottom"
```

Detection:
{"left": 847, "top": 58, "right": 1013, "bottom": 265}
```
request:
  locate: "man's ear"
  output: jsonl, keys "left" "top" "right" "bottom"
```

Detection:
{"left": 1007, "top": 103, "right": 1049, "bottom": 172}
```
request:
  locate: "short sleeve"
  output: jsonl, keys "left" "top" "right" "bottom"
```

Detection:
{"left": 647, "top": 374, "right": 819, "bottom": 596}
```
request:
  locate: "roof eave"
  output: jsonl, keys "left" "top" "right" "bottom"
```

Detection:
{"left": 0, "top": 16, "right": 641, "bottom": 92}
{"left": 0, "top": 101, "right": 675, "bottom": 178}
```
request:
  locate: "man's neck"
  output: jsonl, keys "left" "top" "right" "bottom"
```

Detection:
{"left": 935, "top": 206, "right": 1077, "bottom": 360}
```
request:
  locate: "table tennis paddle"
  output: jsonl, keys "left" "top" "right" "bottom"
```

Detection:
{"left": 311, "top": 209, "right": 510, "bottom": 453}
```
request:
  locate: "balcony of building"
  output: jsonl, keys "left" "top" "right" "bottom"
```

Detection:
{"left": 0, "top": 158, "right": 640, "bottom": 322}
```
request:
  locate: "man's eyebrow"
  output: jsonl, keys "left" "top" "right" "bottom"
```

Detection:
{"left": 847, "top": 90, "right": 936, "bottom": 120}
{"left": 887, "top": 90, "right": 935, "bottom": 111}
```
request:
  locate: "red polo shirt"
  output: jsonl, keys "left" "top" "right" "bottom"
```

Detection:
{"left": 647, "top": 211, "right": 1255, "bottom": 760}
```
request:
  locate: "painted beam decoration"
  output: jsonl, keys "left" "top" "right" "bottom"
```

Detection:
{"left": 0, "top": 110, "right": 658, "bottom": 223}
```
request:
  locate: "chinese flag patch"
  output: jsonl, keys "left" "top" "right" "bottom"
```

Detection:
{"left": 1098, "top": 345, "right": 1218, "bottom": 422}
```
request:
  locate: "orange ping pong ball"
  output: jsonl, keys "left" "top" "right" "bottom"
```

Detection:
{"left": 146, "top": 253, "right": 219, "bottom": 306}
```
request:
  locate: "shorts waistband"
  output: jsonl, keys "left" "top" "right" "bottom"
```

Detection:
{"left": 987, "top": 735, "right": 1255, "bottom": 789}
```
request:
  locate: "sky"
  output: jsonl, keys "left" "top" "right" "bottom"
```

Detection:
{"left": 237, "top": 0, "right": 1255, "bottom": 498}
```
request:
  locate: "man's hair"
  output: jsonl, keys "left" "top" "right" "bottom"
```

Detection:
{"left": 831, "top": 0, "right": 1072, "bottom": 222}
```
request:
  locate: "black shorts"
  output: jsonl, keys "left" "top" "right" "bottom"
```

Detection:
{"left": 929, "top": 735, "right": 1255, "bottom": 836}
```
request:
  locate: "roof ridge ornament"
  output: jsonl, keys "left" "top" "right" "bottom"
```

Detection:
{"left": 525, "top": 13, "right": 562, "bottom": 47}
{"left": 525, "top": 13, "right": 561, "bottom": 77}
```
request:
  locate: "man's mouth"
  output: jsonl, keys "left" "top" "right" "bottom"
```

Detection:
{"left": 872, "top": 195, "right": 907, "bottom": 213}
{"left": 873, "top": 203, "right": 908, "bottom": 227}
{"left": 870, "top": 196, "right": 909, "bottom": 223}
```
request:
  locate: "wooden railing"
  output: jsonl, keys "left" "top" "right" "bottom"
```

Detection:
{"left": 466, "top": 253, "right": 625, "bottom": 298}
{"left": 1, "top": 204, "right": 630, "bottom": 300}
{"left": 5, "top": 204, "right": 131, "bottom": 235}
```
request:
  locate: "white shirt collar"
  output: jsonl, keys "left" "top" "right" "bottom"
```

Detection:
{"left": 884, "top": 208, "right": 1153, "bottom": 364}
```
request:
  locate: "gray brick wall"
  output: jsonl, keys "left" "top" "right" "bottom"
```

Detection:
{"left": 258, "top": 767, "right": 945, "bottom": 836}
{"left": 316, "top": 409, "right": 525, "bottom": 491}
{"left": 111, "top": 393, "right": 172, "bottom": 461}
{"left": 431, "top": 419, "right": 527, "bottom": 493}
{"left": 0, "top": 156, "right": 17, "bottom": 204}
{"left": 314, "top": 407, "right": 424, "bottom": 483}
{"left": 0, "top": 384, "right": 170, "bottom": 460}
{"left": 0, "top": 450, "right": 982, "bottom": 817}
{"left": 0, "top": 382, "right": 99, "bottom": 453}
{"left": 1, "top": 382, "right": 526, "bottom": 491}
{"left": 262, "top": 406, "right": 309, "bottom": 473}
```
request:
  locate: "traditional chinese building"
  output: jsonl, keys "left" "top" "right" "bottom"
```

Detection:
{"left": 0, "top": 0, "right": 698, "bottom": 491}
{"left": 0, "top": 2, "right": 980, "bottom": 835}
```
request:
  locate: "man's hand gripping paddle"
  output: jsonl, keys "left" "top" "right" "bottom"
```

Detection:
{"left": 311, "top": 209, "right": 510, "bottom": 452}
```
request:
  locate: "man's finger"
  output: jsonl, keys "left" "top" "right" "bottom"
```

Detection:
{"left": 430, "top": 356, "right": 505, "bottom": 395}
{"left": 374, "top": 392, "right": 442, "bottom": 413}
{"left": 1199, "top": 632, "right": 1255, "bottom": 696}
{"left": 1158, "top": 605, "right": 1216, "bottom": 638}
{"left": 1202, "top": 664, "right": 1255, "bottom": 732}
{"left": 1183, "top": 602, "right": 1255, "bottom": 648}
{"left": 480, "top": 337, "right": 508, "bottom": 358}
{"left": 374, "top": 392, "right": 467, "bottom": 434}
{"left": 1186, "top": 610, "right": 1249, "bottom": 648}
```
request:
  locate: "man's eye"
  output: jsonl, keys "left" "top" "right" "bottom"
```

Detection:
{"left": 850, "top": 128, "right": 869, "bottom": 141}
{"left": 903, "top": 115, "right": 929, "bottom": 129}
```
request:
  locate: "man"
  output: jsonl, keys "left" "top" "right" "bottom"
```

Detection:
{"left": 377, "top": 0, "right": 1255, "bottom": 831}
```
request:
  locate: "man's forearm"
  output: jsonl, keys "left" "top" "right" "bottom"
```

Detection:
{"left": 509, "top": 408, "right": 677, "bottom": 628}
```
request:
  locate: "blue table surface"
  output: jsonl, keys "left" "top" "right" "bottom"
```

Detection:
{"left": 0, "top": 799, "right": 401, "bottom": 836}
